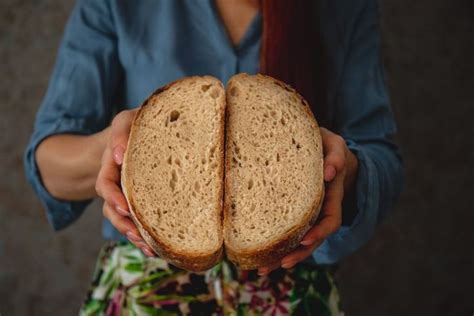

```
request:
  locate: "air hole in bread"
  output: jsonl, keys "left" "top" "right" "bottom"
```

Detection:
{"left": 209, "top": 88, "right": 220, "bottom": 99}
{"left": 276, "top": 153, "right": 280, "bottom": 162}
{"left": 248, "top": 178, "right": 254, "bottom": 190}
{"left": 209, "top": 145, "right": 216, "bottom": 157}
{"left": 174, "top": 158, "right": 181, "bottom": 167}
{"left": 194, "top": 181, "right": 200, "bottom": 192}
{"left": 169, "top": 110, "right": 180, "bottom": 122}
{"left": 230, "top": 86, "right": 239, "bottom": 96}
{"left": 170, "top": 170, "right": 178, "bottom": 191}
{"left": 176, "top": 132, "right": 180, "bottom": 138}
{"left": 201, "top": 84, "right": 212, "bottom": 92}
{"left": 167, "top": 156, "right": 172, "bottom": 165}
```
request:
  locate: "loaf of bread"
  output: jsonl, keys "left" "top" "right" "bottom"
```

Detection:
{"left": 121, "top": 76, "right": 226, "bottom": 271}
{"left": 122, "top": 74, "right": 323, "bottom": 271}
{"left": 224, "top": 74, "right": 324, "bottom": 269}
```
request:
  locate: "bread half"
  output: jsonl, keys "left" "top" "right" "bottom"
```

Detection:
{"left": 224, "top": 74, "right": 324, "bottom": 269}
{"left": 122, "top": 76, "right": 226, "bottom": 271}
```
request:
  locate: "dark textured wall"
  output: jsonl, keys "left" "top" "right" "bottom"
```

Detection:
{"left": 1, "top": 1, "right": 473, "bottom": 315}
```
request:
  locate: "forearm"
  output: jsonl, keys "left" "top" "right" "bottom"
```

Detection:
{"left": 36, "top": 127, "right": 110, "bottom": 200}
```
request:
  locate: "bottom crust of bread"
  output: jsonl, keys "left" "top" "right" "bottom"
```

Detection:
{"left": 225, "top": 190, "right": 324, "bottom": 270}
{"left": 130, "top": 204, "right": 224, "bottom": 272}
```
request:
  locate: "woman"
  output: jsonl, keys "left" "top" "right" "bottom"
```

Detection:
{"left": 25, "top": 0, "right": 403, "bottom": 314}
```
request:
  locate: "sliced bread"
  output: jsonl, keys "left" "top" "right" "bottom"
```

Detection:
{"left": 224, "top": 74, "right": 324, "bottom": 269}
{"left": 121, "top": 76, "right": 226, "bottom": 271}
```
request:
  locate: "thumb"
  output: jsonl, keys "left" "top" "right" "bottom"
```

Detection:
{"left": 110, "top": 110, "right": 136, "bottom": 165}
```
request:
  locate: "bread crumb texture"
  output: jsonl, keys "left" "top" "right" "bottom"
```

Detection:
{"left": 124, "top": 77, "right": 225, "bottom": 255}
{"left": 224, "top": 74, "right": 323, "bottom": 250}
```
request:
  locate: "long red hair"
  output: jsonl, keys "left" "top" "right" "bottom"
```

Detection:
{"left": 260, "top": 0, "right": 327, "bottom": 125}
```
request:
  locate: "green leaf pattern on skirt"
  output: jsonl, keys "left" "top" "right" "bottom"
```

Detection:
{"left": 80, "top": 242, "right": 344, "bottom": 316}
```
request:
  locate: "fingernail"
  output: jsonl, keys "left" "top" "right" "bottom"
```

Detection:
{"left": 143, "top": 248, "right": 154, "bottom": 257}
{"left": 126, "top": 231, "right": 141, "bottom": 242}
{"left": 281, "top": 261, "right": 295, "bottom": 269}
{"left": 324, "top": 165, "right": 336, "bottom": 182}
{"left": 301, "top": 239, "right": 315, "bottom": 246}
{"left": 116, "top": 205, "right": 129, "bottom": 216}
{"left": 113, "top": 146, "right": 125, "bottom": 165}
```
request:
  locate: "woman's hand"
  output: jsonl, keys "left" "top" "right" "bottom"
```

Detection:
{"left": 95, "top": 110, "right": 156, "bottom": 257}
{"left": 258, "top": 127, "right": 358, "bottom": 275}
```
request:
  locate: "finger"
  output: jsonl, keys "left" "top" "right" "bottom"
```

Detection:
{"left": 102, "top": 202, "right": 139, "bottom": 236}
{"left": 301, "top": 174, "right": 344, "bottom": 245}
{"left": 131, "top": 240, "right": 155, "bottom": 257}
{"left": 258, "top": 261, "right": 281, "bottom": 276}
{"left": 96, "top": 147, "right": 129, "bottom": 214}
{"left": 320, "top": 128, "right": 347, "bottom": 182}
{"left": 102, "top": 203, "right": 155, "bottom": 255}
{"left": 281, "top": 243, "right": 320, "bottom": 268}
{"left": 110, "top": 110, "right": 135, "bottom": 165}
{"left": 324, "top": 165, "right": 337, "bottom": 183}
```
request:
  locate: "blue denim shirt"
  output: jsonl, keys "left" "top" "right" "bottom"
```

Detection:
{"left": 24, "top": 0, "right": 403, "bottom": 264}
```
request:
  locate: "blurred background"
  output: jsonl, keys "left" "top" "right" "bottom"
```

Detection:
{"left": 1, "top": 0, "right": 473, "bottom": 315}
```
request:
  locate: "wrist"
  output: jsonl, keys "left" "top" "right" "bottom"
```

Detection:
{"left": 84, "top": 127, "right": 111, "bottom": 195}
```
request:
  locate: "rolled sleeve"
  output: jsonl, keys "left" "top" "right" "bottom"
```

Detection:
{"left": 24, "top": 0, "right": 120, "bottom": 230}
{"left": 314, "top": 140, "right": 403, "bottom": 264}
{"left": 313, "top": 0, "right": 404, "bottom": 264}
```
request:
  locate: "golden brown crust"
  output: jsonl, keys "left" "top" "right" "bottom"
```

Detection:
{"left": 122, "top": 76, "right": 225, "bottom": 272}
{"left": 223, "top": 73, "right": 324, "bottom": 270}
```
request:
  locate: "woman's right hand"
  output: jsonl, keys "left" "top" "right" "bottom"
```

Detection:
{"left": 95, "top": 110, "right": 156, "bottom": 257}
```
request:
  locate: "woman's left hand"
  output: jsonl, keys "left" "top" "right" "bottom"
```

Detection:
{"left": 258, "top": 127, "right": 358, "bottom": 276}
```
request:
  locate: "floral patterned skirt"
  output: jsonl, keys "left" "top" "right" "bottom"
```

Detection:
{"left": 80, "top": 242, "right": 343, "bottom": 315}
